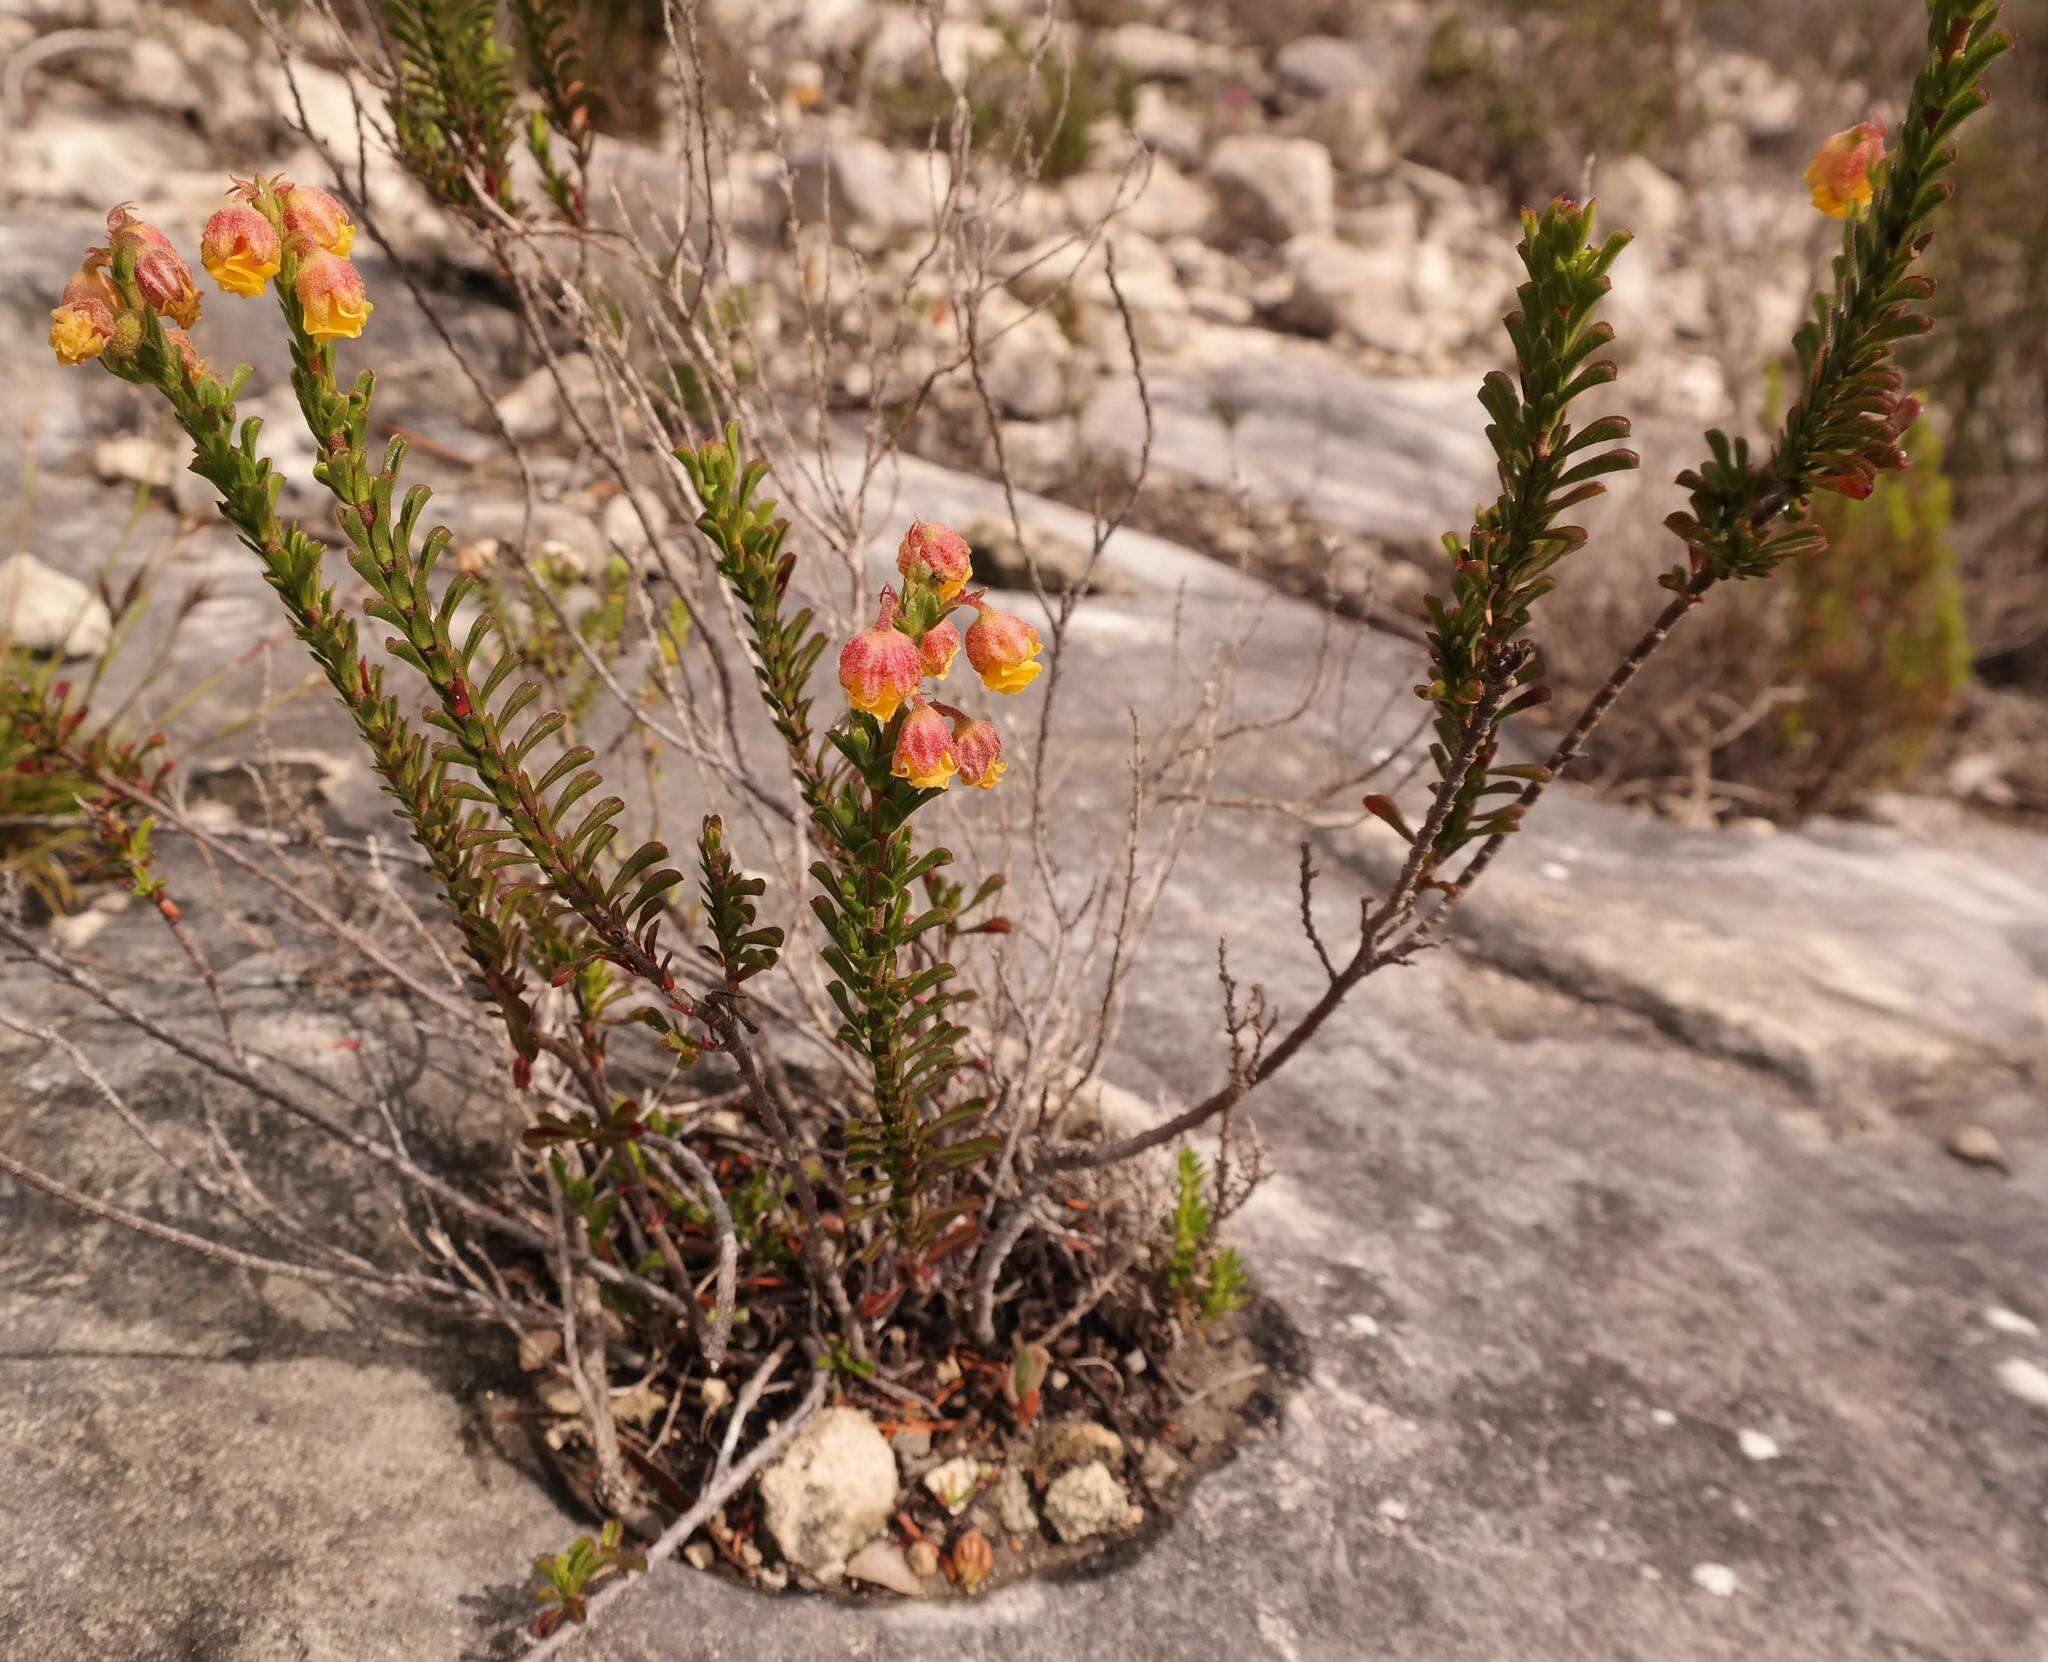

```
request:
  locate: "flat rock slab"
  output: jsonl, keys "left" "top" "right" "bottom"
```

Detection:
{"left": 2, "top": 224, "right": 2045, "bottom": 1662}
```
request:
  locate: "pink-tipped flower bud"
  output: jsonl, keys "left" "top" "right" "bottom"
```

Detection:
{"left": 201, "top": 203, "right": 283, "bottom": 298}
{"left": 838, "top": 597, "right": 923, "bottom": 720}
{"left": 950, "top": 715, "right": 1005, "bottom": 790}
{"left": 918, "top": 615, "right": 961, "bottom": 679}
{"left": 892, "top": 699, "right": 958, "bottom": 790}
{"left": 964, "top": 599, "right": 1043, "bottom": 695}
{"left": 108, "top": 208, "right": 202, "bottom": 328}
{"left": 280, "top": 183, "right": 356, "bottom": 257}
{"left": 48, "top": 300, "right": 114, "bottom": 366}
{"left": 1803, "top": 118, "right": 1886, "bottom": 220}
{"left": 295, "top": 249, "right": 373, "bottom": 342}
{"left": 897, "top": 520, "right": 973, "bottom": 600}
{"left": 159, "top": 326, "right": 206, "bottom": 382}
{"left": 60, "top": 258, "right": 122, "bottom": 315}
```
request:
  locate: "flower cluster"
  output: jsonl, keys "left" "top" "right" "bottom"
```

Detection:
{"left": 49, "top": 178, "right": 372, "bottom": 370}
{"left": 835, "top": 522, "right": 1042, "bottom": 791}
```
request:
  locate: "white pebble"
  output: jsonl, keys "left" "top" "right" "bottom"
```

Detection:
{"left": 1540, "top": 861, "right": 1571, "bottom": 882}
{"left": 1690, "top": 1563, "right": 1738, "bottom": 1598}
{"left": 1345, "top": 1313, "right": 1381, "bottom": 1338}
{"left": 1985, "top": 1307, "right": 2040, "bottom": 1338}
{"left": 1376, "top": 1497, "right": 1408, "bottom": 1521}
{"left": 1650, "top": 1409, "right": 1677, "bottom": 1429}
{"left": 1995, "top": 1358, "right": 2048, "bottom": 1409}
{"left": 1736, "top": 1429, "right": 1780, "bottom": 1462}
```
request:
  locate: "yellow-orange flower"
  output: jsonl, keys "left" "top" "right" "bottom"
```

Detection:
{"left": 950, "top": 716, "right": 1005, "bottom": 790}
{"left": 918, "top": 615, "right": 961, "bottom": 679}
{"left": 897, "top": 519, "right": 973, "bottom": 600}
{"left": 49, "top": 301, "right": 114, "bottom": 366}
{"left": 1803, "top": 119, "right": 1886, "bottom": 219}
{"left": 964, "top": 600, "right": 1043, "bottom": 695}
{"left": 281, "top": 183, "right": 356, "bottom": 257}
{"left": 201, "top": 204, "right": 282, "bottom": 298}
{"left": 892, "top": 699, "right": 958, "bottom": 790}
{"left": 838, "top": 600, "right": 923, "bottom": 720}
{"left": 295, "top": 249, "right": 373, "bottom": 342}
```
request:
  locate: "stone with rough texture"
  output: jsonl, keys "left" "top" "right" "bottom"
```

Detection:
{"left": 1036, "top": 1419, "right": 1126, "bottom": 1472}
{"left": 0, "top": 552, "right": 110, "bottom": 658}
{"left": 1042, "top": 1461, "right": 1133, "bottom": 1544}
{"left": 1209, "top": 134, "right": 1336, "bottom": 244}
{"left": 756, "top": 1407, "right": 900, "bottom": 1582}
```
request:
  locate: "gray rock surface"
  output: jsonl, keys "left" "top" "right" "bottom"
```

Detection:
{"left": 3, "top": 32, "right": 2047, "bottom": 1662}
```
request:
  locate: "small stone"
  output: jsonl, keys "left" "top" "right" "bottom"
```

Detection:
{"left": 1345, "top": 1313, "right": 1381, "bottom": 1338}
{"left": 1650, "top": 1409, "right": 1677, "bottom": 1429}
{"left": 906, "top": 1539, "right": 940, "bottom": 1578}
{"left": 92, "top": 434, "right": 175, "bottom": 491}
{"left": 1995, "top": 1358, "right": 2048, "bottom": 1409}
{"left": 1736, "top": 1429, "right": 1780, "bottom": 1463}
{"left": 493, "top": 355, "right": 602, "bottom": 442}
{"left": 1035, "top": 1420, "right": 1126, "bottom": 1474}
{"left": 683, "top": 1541, "right": 714, "bottom": 1571}
{"left": 892, "top": 1427, "right": 933, "bottom": 1465}
{"left": 1985, "top": 1307, "right": 2041, "bottom": 1338}
{"left": 700, "top": 1377, "right": 732, "bottom": 1411}
{"left": 1376, "top": 1497, "right": 1409, "bottom": 1521}
{"left": 1042, "top": 1461, "right": 1132, "bottom": 1544}
{"left": 1946, "top": 1125, "right": 2010, "bottom": 1172}
{"left": 923, "top": 1455, "right": 983, "bottom": 1515}
{"left": 1209, "top": 134, "right": 1336, "bottom": 244}
{"left": 1690, "top": 1563, "right": 1738, "bottom": 1598}
{"left": 756, "top": 1406, "right": 900, "bottom": 1583}
{"left": 990, "top": 1465, "right": 1038, "bottom": 1536}
{"left": 602, "top": 488, "right": 670, "bottom": 557}
{"left": 1123, "top": 1349, "right": 1148, "bottom": 1376}
{"left": 1138, "top": 1442, "right": 1183, "bottom": 1492}
{"left": 845, "top": 1540, "right": 927, "bottom": 1598}
{"left": 0, "top": 554, "right": 112, "bottom": 660}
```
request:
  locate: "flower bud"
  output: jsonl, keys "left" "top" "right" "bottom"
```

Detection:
{"left": 160, "top": 326, "right": 206, "bottom": 382}
{"left": 295, "top": 249, "right": 373, "bottom": 342}
{"left": 108, "top": 208, "right": 202, "bottom": 328}
{"left": 200, "top": 203, "right": 282, "bottom": 298}
{"left": 49, "top": 300, "right": 114, "bottom": 366}
{"left": 964, "top": 600, "right": 1043, "bottom": 695}
{"left": 892, "top": 699, "right": 958, "bottom": 790}
{"left": 950, "top": 715, "right": 1005, "bottom": 790}
{"left": 60, "top": 259, "right": 121, "bottom": 315}
{"left": 917, "top": 615, "right": 961, "bottom": 679}
{"left": 897, "top": 519, "right": 973, "bottom": 600}
{"left": 1803, "top": 119, "right": 1886, "bottom": 220}
{"left": 280, "top": 183, "right": 356, "bottom": 257}
{"left": 838, "top": 600, "right": 922, "bottom": 720}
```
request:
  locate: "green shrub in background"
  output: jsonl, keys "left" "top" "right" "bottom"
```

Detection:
{"left": 1778, "top": 421, "right": 1971, "bottom": 814}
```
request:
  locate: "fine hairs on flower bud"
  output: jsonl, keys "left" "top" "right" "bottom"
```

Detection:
{"left": 294, "top": 249, "right": 374, "bottom": 342}
{"left": 279, "top": 182, "right": 356, "bottom": 257}
{"left": 950, "top": 715, "right": 1005, "bottom": 790}
{"left": 201, "top": 203, "right": 283, "bottom": 298}
{"left": 108, "top": 206, "right": 201, "bottom": 328}
{"left": 892, "top": 698, "right": 959, "bottom": 790}
{"left": 1803, "top": 119, "right": 1886, "bottom": 219}
{"left": 897, "top": 519, "right": 973, "bottom": 600}
{"left": 918, "top": 616, "right": 961, "bottom": 679}
{"left": 964, "top": 598, "right": 1044, "bottom": 695}
{"left": 838, "top": 593, "right": 922, "bottom": 720}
